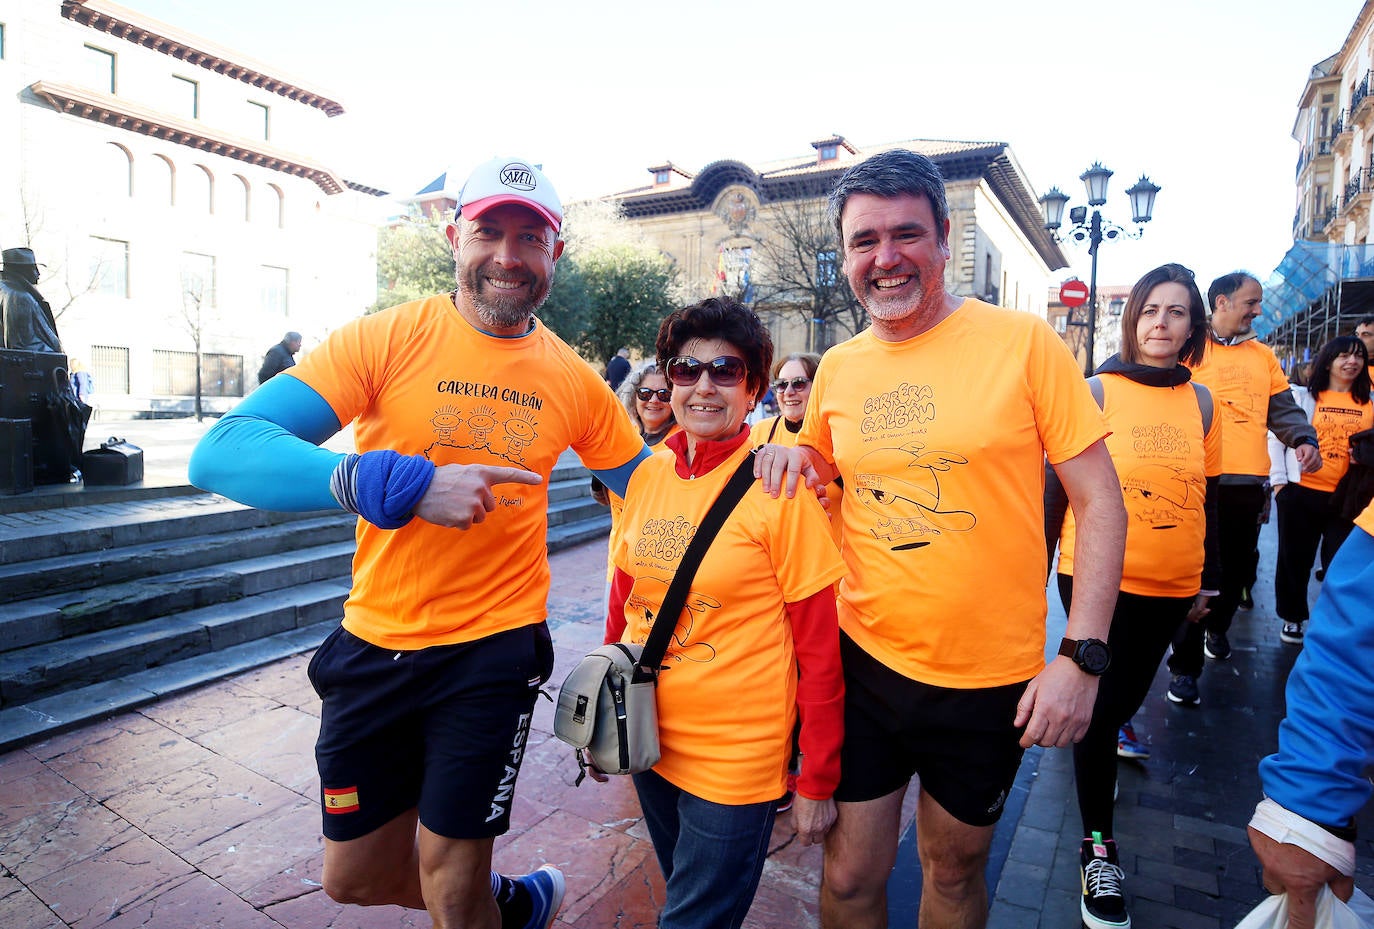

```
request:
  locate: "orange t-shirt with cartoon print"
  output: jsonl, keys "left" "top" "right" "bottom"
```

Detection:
{"left": 604, "top": 425, "right": 680, "bottom": 583}
{"left": 1187, "top": 339, "right": 1291, "bottom": 477}
{"left": 291, "top": 294, "right": 645, "bottom": 650}
{"left": 798, "top": 299, "right": 1109, "bottom": 689}
{"left": 612, "top": 443, "right": 844, "bottom": 805}
{"left": 1059, "top": 375, "right": 1222, "bottom": 598}
{"left": 1298, "top": 390, "right": 1373, "bottom": 494}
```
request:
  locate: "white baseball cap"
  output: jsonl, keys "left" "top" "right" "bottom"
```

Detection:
{"left": 458, "top": 157, "right": 563, "bottom": 232}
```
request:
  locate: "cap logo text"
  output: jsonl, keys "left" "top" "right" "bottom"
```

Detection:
{"left": 500, "top": 164, "right": 537, "bottom": 191}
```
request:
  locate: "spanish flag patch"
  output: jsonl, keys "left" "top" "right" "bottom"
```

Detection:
{"left": 323, "top": 787, "right": 360, "bottom": 814}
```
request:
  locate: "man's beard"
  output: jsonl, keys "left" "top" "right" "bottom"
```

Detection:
{"left": 458, "top": 263, "right": 550, "bottom": 330}
{"left": 858, "top": 267, "right": 940, "bottom": 323}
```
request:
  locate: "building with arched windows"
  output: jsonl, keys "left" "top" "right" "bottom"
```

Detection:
{"left": 0, "top": 0, "right": 384, "bottom": 414}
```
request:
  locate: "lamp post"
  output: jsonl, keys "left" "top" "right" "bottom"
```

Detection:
{"left": 1039, "top": 163, "right": 1160, "bottom": 375}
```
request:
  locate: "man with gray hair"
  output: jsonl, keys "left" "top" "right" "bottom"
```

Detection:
{"left": 257, "top": 330, "right": 302, "bottom": 384}
{"left": 758, "top": 148, "right": 1126, "bottom": 929}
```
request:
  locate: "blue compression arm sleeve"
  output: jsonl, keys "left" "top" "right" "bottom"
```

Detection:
{"left": 188, "top": 375, "right": 346, "bottom": 511}
{"left": 590, "top": 444, "right": 653, "bottom": 498}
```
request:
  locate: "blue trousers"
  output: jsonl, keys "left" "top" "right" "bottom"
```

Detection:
{"left": 632, "top": 768, "right": 777, "bottom": 929}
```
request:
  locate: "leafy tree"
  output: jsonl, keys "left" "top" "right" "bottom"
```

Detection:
{"left": 558, "top": 244, "right": 678, "bottom": 366}
{"left": 750, "top": 199, "right": 867, "bottom": 352}
{"left": 369, "top": 209, "right": 453, "bottom": 314}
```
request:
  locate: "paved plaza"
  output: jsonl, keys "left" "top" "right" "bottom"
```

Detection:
{"left": 0, "top": 417, "right": 1371, "bottom": 928}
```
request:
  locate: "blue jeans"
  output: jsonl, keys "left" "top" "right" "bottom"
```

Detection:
{"left": 632, "top": 768, "right": 777, "bottom": 929}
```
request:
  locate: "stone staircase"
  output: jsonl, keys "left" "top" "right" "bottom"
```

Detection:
{"left": 0, "top": 454, "right": 609, "bottom": 751}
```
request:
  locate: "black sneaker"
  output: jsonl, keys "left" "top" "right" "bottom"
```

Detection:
{"left": 1280, "top": 620, "right": 1305, "bottom": 645}
{"left": 1203, "top": 631, "right": 1231, "bottom": 661}
{"left": 1167, "top": 673, "right": 1200, "bottom": 706}
{"left": 1080, "top": 834, "right": 1130, "bottom": 928}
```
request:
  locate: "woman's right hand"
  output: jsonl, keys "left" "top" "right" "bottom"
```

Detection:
{"left": 791, "top": 796, "right": 837, "bottom": 846}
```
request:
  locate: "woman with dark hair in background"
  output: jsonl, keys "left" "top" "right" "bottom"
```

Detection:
{"left": 1270, "top": 334, "right": 1373, "bottom": 645}
{"left": 605, "top": 297, "right": 844, "bottom": 929}
{"left": 1047, "top": 263, "right": 1222, "bottom": 929}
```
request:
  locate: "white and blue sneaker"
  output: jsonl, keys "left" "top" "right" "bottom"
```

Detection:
{"left": 516, "top": 865, "right": 565, "bottom": 929}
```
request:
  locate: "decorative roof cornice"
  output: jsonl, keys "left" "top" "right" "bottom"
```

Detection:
{"left": 29, "top": 80, "right": 348, "bottom": 195}
{"left": 613, "top": 139, "right": 1068, "bottom": 269}
{"left": 61, "top": 0, "right": 345, "bottom": 117}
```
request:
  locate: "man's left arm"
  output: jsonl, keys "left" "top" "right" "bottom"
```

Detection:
{"left": 1015, "top": 440, "right": 1125, "bottom": 748}
{"left": 589, "top": 445, "right": 653, "bottom": 498}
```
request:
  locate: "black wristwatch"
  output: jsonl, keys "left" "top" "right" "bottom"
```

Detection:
{"left": 1058, "top": 637, "right": 1111, "bottom": 675}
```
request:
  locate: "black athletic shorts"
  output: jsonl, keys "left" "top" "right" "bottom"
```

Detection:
{"left": 306, "top": 621, "right": 554, "bottom": 841}
{"left": 834, "top": 632, "right": 1028, "bottom": 827}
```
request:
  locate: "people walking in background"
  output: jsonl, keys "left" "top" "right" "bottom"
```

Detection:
{"left": 1247, "top": 498, "right": 1374, "bottom": 928}
{"left": 757, "top": 149, "right": 1126, "bottom": 929}
{"left": 0, "top": 247, "right": 62, "bottom": 353}
{"left": 1166, "top": 272, "right": 1319, "bottom": 707}
{"left": 1046, "top": 263, "right": 1221, "bottom": 929}
{"left": 606, "top": 296, "right": 845, "bottom": 929}
{"left": 604, "top": 345, "right": 632, "bottom": 389}
{"left": 190, "top": 156, "right": 653, "bottom": 929}
{"left": 257, "top": 331, "right": 302, "bottom": 384}
{"left": 1268, "top": 335, "right": 1372, "bottom": 645}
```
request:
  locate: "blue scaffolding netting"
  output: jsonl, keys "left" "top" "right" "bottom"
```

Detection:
{"left": 1258, "top": 240, "right": 1374, "bottom": 337}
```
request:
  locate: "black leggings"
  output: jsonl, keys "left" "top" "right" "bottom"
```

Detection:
{"left": 1274, "top": 482, "right": 1354, "bottom": 622}
{"left": 1059, "top": 574, "right": 1192, "bottom": 840}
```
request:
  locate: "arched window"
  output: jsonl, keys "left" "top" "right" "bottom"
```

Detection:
{"left": 102, "top": 142, "right": 133, "bottom": 197}
{"left": 265, "top": 183, "right": 284, "bottom": 228}
{"left": 231, "top": 174, "right": 251, "bottom": 222}
{"left": 186, "top": 164, "right": 214, "bottom": 214}
{"left": 149, "top": 154, "right": 175, "bottom": 206}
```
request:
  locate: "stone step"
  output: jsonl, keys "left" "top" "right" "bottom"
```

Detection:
{"left": 0, "top": 541, "right": 356, "bottom": 653}
{"left": 0, "top": 619, "right": 336, "bottom": 753}
{"left": 0, "top": 579, "right": 350, "bottom": 706}
{"left": 0, "top": 512, "right": 356, "bottom": 600}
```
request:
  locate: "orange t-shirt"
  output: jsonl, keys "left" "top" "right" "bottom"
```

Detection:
{"left": 612, "top": 443, "right": 844, "bottom": 804}
{"left": 605, "top": 425, "right": 680, "bottom": 582}
{"left": 1298, "top": 391, "right": 1373, "bottom": 494}
{"left": 291, "top": 295, "right": 645, "bottom": 649}
{"left": 798, "top": 299, "right": 1109, "bottom": 688}
{"left": 1357, "top": 499, "right": 1374, "bottom": 534}
{"left": 751, "top": 414, "right": 844, "bottom": 548}
{"left": 1059, "top": 375, "right": 1222, "bottom": 598}
{"left": 1187, "top": 339, "right": 1291, "bottom": 477}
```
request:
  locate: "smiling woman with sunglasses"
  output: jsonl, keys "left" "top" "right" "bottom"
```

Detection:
{"left": 600, "top": 296, "right": 844, "bottom": 929}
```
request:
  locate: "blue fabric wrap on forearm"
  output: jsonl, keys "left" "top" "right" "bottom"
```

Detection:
{"left": 330, "top": 450, "right": 436, "bottom": 530}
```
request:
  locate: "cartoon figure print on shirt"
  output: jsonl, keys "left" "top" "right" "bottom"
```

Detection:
{"left": 1218, "top": 364, "right": 1264, "bottom": 424}
{"left": 1121, "top": 463, "right": 1202, "bottom": 530}
{"left": 625, "top": 578, "right": 719, "bottom": 665}
{"left": 850, "top": 380, "right": 977, "bottom": 551}
{"left": 854, "top": 443, "right": 976, "bottom": 550}
{"left": 425, "top": 395, "right": 541, "bottom": 467}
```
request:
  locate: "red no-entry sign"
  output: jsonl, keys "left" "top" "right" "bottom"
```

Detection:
{"left": 1059, "top": 280, "right": 1089, "bottom": 307}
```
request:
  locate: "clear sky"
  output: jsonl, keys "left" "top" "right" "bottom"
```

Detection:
{"left": 128, "top": 0, "right": 1361, "bottom": 290}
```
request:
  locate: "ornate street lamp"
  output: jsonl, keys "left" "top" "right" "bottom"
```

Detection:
{"left": 1039, "top": 164, "right": 1160, "bottom": 375}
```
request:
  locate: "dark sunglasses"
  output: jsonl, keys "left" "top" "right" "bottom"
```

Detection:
{"left": 635, "top": 387, "right": 672, "bottom": 402}
{"left": 772, "top": 377, "right": 811, "bottom": 393}
{"left": 665, "top": 355, "right": 748, "bottom": 388}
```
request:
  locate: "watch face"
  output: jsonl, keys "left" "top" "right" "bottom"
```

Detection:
{"left": 1081, "top": 641, "right": 1111, "bottom": 674}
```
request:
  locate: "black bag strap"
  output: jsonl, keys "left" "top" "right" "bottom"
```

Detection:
{"left": 634, "top": 450, "right": 757, "bottom": 682}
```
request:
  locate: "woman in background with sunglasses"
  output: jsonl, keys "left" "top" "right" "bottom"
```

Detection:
{"left": 605, "top": 296, "right": 844, "bottom": 929}
{"left": 753, "top": 352, "right": 843, "bottom": 544}
{"left": 595, "top": 362, "right": 680, "bottom": 636}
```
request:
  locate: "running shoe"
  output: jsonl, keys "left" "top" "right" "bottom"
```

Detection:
{"left": 1081, "top": 833, "right": 1131, "bottom": 928}
{"left": 1116, "top": 722, "right": 1149, "bottom": 760}
{"left": 1203, "top": 631, "right": 1231, "bottom": 661}
{"left": 1280, "top": 621, "right": 1305, "bottom": 645}
{"left": 776, "top": 771, "right": 798, "bottom": 813}
{"left": 515, "top": 865, "right": 565, "bottom": 929}
{"left": 1167, "top": 674, "right": 1200, "bottom": 706}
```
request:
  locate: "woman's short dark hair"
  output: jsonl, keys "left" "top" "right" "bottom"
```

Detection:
{"left": 1118, "top": 263, "right": 1208, "bottom": 367}
{"left": 771, "top": 351, "right": 822, "bottom": 381}
{"left": 656, "top": 296, "right": 774, "bottom": 401}
{"left": 1307, "top": 335, "right": 1371, "bottom": 405}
